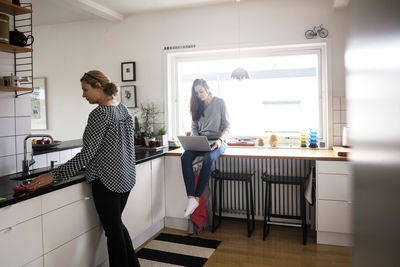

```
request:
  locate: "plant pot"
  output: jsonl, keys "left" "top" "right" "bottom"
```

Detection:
{"left": 144, "top": 137, "right": 156, "bottom": 147}
{"left": 134, "top": 137, "right": 144, "bottom": 146}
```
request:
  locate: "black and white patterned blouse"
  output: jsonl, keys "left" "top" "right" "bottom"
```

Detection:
{"left": 51, "top": 104, "right": 136, "bottom": 193}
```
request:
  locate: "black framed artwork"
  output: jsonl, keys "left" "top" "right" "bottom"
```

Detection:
{"left": 121, "top": 62, "right": 136, "bottom": 81}
{"left": 120, "top": 85, "right": 137, "bottom": 108}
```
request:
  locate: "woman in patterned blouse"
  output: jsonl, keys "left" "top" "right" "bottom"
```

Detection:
{"left": 27, "top": 70, "right": 140, "bottom": 267}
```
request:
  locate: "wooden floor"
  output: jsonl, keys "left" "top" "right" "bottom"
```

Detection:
{"left": 154, "top": 221, "right": 352, "bottom": 267}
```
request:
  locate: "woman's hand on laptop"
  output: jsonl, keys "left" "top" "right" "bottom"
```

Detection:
{"left": 211, "top": 139, "right": 223, "bottom": 150}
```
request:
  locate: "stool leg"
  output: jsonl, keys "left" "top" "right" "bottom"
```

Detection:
{"left": 263, "top": 182, "right": 269, "bottom": 240}
{"left": 250, "top": 178, "right": 255, "bottom": 236}
{"left": 245, "top": 180, "right": 250, "bottom": 237}
{"left": 300, "top": 183, "right": 307, "bottom": 245}
{"left": 217, "top": 179, "right": 223, "bottom": 229}
{"left": 212, "top": 177, "right": 217, "bottom": 233}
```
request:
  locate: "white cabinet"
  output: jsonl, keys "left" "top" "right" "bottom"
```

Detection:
{"left": 123, "top": 160, "right": 152, "bottom": 238}
{"left": 0, "top": 197, "right": 41, "bottom": 231}
{"left": 151, "top": 157, "right": 165, "bottom": 224}
{"left": 44, "top": 226, "right": 107, "bottom": 267}
{"left": 316, "top": 160, "right": 353, "bottom": 246}
{"left": 41, "top": 181, "right": 89, "bottom": 214}
{"left": 42, "top": 196, "right": 99, "bottom": 253}
{"left": 0, "top": 216, "right": 43, "bottom": 267}
{"left": 164, "top": 156, "right": 187, "bottom": 220}
{"left": 0, "top": 198, "right": 42, "bottom": 266}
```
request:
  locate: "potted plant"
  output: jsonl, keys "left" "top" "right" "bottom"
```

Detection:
{"left": 157, "top": 125, "right": 168, "bottom": 146}
{"left": 140, "top": 103, "right": 159, "bottom": 146}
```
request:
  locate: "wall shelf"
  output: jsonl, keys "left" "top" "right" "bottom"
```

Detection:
{"left": 0, "top": 1, "right": 33, "bottom": 97}
{"left": 0, "top": 0, "right": 32, "bottom": 16}
{"left": 0, "top": 42, "right": 33, "bottom": 53}
{"left": 0, "top": 86, "right": 33, "bottom": 92}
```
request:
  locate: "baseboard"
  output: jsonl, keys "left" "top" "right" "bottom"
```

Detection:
{"left": 164, "top": 216, "right": 189, "bottom": 231}
{"left": 317, "top": 231, "right": 353, "bottom": 246}
{"left": 133, "top": 219, "right": 164, "bottom": 249}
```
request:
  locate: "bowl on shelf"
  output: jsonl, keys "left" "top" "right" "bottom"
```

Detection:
{"left": 32, "top": 140, "right": 62, "bottom": 151}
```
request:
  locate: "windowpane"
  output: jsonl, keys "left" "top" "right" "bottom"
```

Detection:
{"left": 173, "top": 49, "right": 323, "bottom": 140}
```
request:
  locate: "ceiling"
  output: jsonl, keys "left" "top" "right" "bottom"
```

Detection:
{"left": 31, "top": 0, "right": 237, "bottom": 26}
{"left": 31, "top": 0, "right": 349, "bottom": 26}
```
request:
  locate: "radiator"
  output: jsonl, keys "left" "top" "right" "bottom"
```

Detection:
{"left": 212, "top": 157, "right": 314, "bottom": 223}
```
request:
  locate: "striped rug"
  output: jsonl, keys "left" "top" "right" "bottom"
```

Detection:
{"left": 137, "top": 233, "right": 221, "bottom": 267}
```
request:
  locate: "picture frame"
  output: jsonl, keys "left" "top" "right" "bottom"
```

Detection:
{"left": 120, "top": 85, "right": 137, "bottom": 108}
{"left": 121, "top": 62, "right": 136, "bottom": 81}
{"left": 31, "top": 77, "right": 48, "bottom": 130}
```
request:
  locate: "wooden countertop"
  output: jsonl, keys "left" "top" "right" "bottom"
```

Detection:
{"left": 165, "top": 147, "right": 347, "bottom": 161}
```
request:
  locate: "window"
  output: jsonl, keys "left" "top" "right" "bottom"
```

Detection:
{"left": 167, "top": 43, "right": 328, "bottom": 144}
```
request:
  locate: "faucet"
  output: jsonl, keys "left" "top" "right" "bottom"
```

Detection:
{"left": 23, "top": 134, "right": 54, "bottom": 174}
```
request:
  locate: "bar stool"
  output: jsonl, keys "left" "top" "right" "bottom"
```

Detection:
{"left": 211, "top": 169, "right": 255, "bottom": 237}
{"left": 261, "top": 168, "right": 312, "bottom": 245}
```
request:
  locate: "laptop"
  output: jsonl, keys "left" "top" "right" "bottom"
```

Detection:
{"left": 177, "top": 136, "right": 215, "bottom": 151}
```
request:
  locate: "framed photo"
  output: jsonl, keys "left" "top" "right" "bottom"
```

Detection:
{"left": 120, "top": 85, "right": 137, "bottom": 108}
{"left": 31, "top": 77, "right": 48, "bottom": 130}
{"left": 121, "top": 62, "right": 136, "bottom": 81}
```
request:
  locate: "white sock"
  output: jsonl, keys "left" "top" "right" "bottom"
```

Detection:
{"left": 184, "top": 198, "right": 199, "bottom": 218}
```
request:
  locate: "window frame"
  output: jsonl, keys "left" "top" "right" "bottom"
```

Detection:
{"left": 165, "top": 42, "right": 329, "bottom": 146}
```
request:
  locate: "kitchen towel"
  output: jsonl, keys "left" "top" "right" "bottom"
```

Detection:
{"left": 137, "top": 233, "right": 221, "bottom": 267}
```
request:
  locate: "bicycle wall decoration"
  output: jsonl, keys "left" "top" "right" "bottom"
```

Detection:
{"left": 305, "top": 24, "right": 329, "bottom": 39}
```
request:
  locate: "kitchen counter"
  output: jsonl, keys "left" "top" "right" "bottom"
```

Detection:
{"left": 0, "top": 146, "right": 172, "bottom": 208}
{"left": 166, "top": 147, "right": 347, "bottom": 161}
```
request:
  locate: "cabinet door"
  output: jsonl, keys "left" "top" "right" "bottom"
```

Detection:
{"left": 122, "top": 161, "right": 152, "bottom": 238}
{"left": 151, "top": 157, "right": 165, "bottom": 223}
{"left": 164, "top": 156, "right": 188, "bottom": 218}
{"left": 318, "top": 173, "right": 352, "bottom": 201}
{"left": 0, "top": 197, "right": 41, "bottom": 231}
{"left": 317, "top": 161, "right": 351, "bottom": 174}
{"left": 42, "top": 197, "right": 99, "bottom": 253}
{"left": 42, "top": 181, "right": 90, "bottom": 214}
{"left": 44, "top": 226, "right": 107, "bottom": 267}
{"left": 0, "top": 216, "right": 42, "bottom": 267}
{"left": 317, "top": 200, "right": 353, "bottom": 233}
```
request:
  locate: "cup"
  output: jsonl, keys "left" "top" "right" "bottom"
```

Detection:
{"left": 185, "top": 131, "right": 191, "bottom": 136}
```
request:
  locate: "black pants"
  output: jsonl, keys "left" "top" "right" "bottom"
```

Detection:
{"left": 92, "top": 180, "right": 140, "bottom": 267}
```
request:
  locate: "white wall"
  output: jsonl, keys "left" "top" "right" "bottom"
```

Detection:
{"left": 33, "top": 0, "right": 347, "bottom": 141}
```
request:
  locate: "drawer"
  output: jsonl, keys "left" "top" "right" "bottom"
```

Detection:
{"left": 42, "top": 196, "right": 99, "bottom": 253}
{"left": 317, "top": 161, "right": 351, "bottom": 174}
{"left": 318, "top": 173, "right": 352, "bottom": 201}
{"left": 317, "top": 200, "right": 353, "bottom": 234}
{"left": 42, "top": 181, "right": 90, "bottom": 213}
{"left": 44, "top": 226, "right": 107, "bottom": 267}
{"left": 0, "top": 216, "right": 43, "bottom": 267}
{"left": 0, "top": 197, "right": 41, "bottom": 231}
